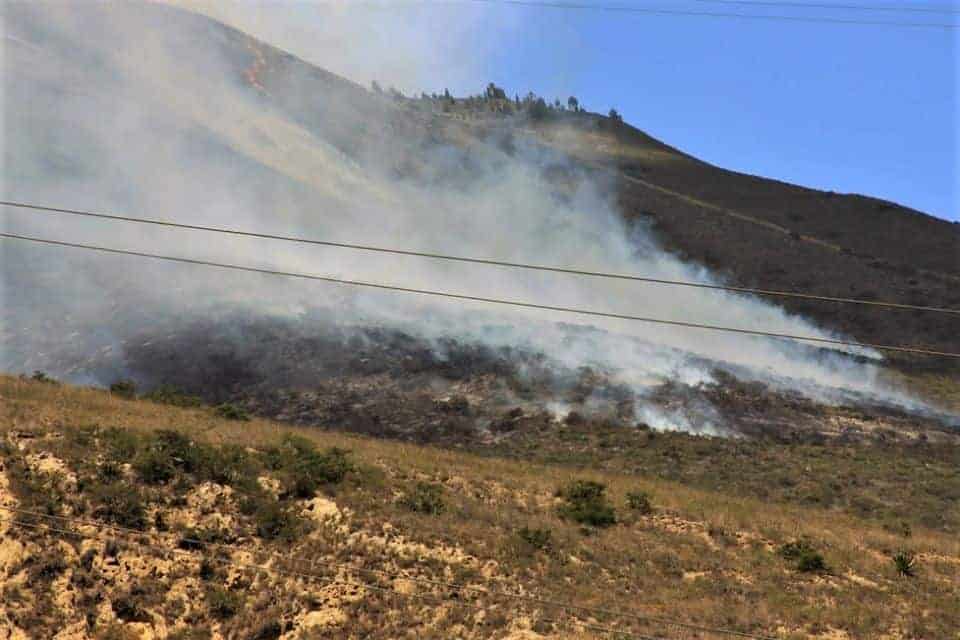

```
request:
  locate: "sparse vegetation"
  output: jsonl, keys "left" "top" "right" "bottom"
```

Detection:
{"left": 109, "top": 380, "right": 137, "bottom": 398}
{"left": 516, "top": 526, "right": 553, "bottom": 553}
{"left": 892, "top": 549, "right": 917, "bottom": 577}
{"left": 29, "top": 370, "right": 58, "bottom": 384}
{"left": 205, "top": 585, "right": 243, "bottom": 620}
{"left": 265, "top": 435, "right": 353, "bottom": 498}
{"left": 399, "top": 481, "right": 446, "bottom": 515}
{"left": 556, "top": 480, "right": 616, "bottom": 528}
{"left": 2, "top": 374, "right": 958, "bottom": 639}
{"left": 248, "top": 498, "right": 308, "bottom": 541}
{"left": 214, "top": 403, "right": 250, "bottom": 421}
{"left": 625, "top": 490, "right": 653, "bottom": 514}
{"left": 779, "top": 539, "right": 828, "bottom": 573}
{"left": 90, "top": 482, "right": 147, "bottom": 530}
{"left": 142, "top": 384, "right": 201, "bottom": 407}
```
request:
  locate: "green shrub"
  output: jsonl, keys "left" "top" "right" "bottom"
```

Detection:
{"left": 248, "top": 498, "right": 306, "bottom": 541}
{"left": 245, "top": 619, "right": 283, "bottom": 640}
{"left": 557, "top": 480, "right": 606, "bottom": 503}
{"left": 516, "top": 526, "right": 553, "bottom": 552}
{"left": 6, "top": 459, "right": 64, "bottom": 516}
{"left": 556, "top": 480, "right": 616, "bottom": 528}
{"left": 100, "top": 427, "right": 140, "bottom": 461}
{"left": 795, "top": 551, "right": 827, "bottom": 573}
{"left": 263, "top": 436, "right": 352, "bottom": 498}
{"left": 626, "top": 490, "right": 653, "bottom": 514}
{"left": 112, "top": 593, "right": 151, "bottom": 623}
{"left": 205, "top": 585, "right": 243, "bottom": 620}
{"left": 287, "top": 448, "right": 352, "bottom": 498}
{"left": 177, "top": 526, "right": 235, "bottom": 551}
{"left": 195, "top": 444, "right": 258, "bottom": 489}
{"left": 892, "top": 550, "right": 917, "bottom": 576}
{"left": 779, "top": 539, "right": 828, "bottom": 573}
{"left": 97, "top": 461, "right": 123, "bottom": 482}
{"left": 153, "top": 430, "right": 196, "bottom": 464}
{"left": 399, "top": 482, "right": 446, "bottom": 515}
{"left": 27, "top": 548, "right": 68, "bottom": 581}
{"left": 113, "top": 580, "right": 164, "bottom": 623}
{"left": 109, "top": 380, "right": 137, "bottom": 399}
{"left": 91, "top": 483, "right": 147, "bottom": 530}
{"left": 133, "top": 447, "right": 177, "bottom": 485}
{"left": 30, "top": 371, "right": 58, "bottom": 384}
{"left": 198, "top": 558, "right": 217, "bottom": 581}
{"left": 214, "top": 403, "right": 250, "bottom": 421}
{"left": 143, "top": 385, "right": 202, "bottom": 407}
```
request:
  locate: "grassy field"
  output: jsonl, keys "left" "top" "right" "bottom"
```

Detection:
{"left": 474, "top": 414, "right": 960, "bottom": 534}
{"left": 1, "top": 374, "right": 958, "bottom": 639}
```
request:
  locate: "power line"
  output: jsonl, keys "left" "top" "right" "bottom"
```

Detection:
{"left": 3, "top": 231, "right": 959, "bottom": 359}
{"left": 0, "top": 512, "right": 673, "bottom": 640}
{"left": 462, "top": 0, "right": 957, "bottom": 28}
{"left": 687, "top": 0, "right": 959, "bottom": 15}
{"left": 3, "top": 200, "right": 956, "bottom": 315}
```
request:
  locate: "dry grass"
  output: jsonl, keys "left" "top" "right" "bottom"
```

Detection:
{"left": 1, "top": 374, "right": 958, "bottom": 639}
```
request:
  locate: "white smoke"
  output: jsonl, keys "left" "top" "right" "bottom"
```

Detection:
{"left": 0, "top": 1, "right": 938, "bottom": 429}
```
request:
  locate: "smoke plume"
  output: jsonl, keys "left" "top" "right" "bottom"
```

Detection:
{"left": 1, "top": 1, "right": 943, "bottom": 434}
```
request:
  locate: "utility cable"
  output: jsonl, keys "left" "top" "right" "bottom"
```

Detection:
{"left": 3, "top": 200, "right": 957, "bottom": 315}
{"left": 3, "top": 231, "right": 958, "bottom": 358}
{"left": 462, "top": 0, "right": 957, "bottom": 28}
{"left": 687, "top": 0, "right": 959, "bottom": 15}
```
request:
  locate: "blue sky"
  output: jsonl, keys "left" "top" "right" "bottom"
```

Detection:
{"left": 459, "top": 2, "right": 958, "bottom": 221}
{"left": 183, "top": 0, "right": 957, "bottom": 221}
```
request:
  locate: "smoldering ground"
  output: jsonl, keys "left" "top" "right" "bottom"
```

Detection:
{"left": 2, "top": 2, "right": 951, "bottom": 437}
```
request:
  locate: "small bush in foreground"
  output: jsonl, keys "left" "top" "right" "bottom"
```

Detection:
{"left": 626, "top": 490, "right": 654, "bottom": 514}
{"left": 400, "top": 482, "right": 446, "bottom": 515}
{"left": 892, "top": 550, "right": 917, "bottom": 577}
{"left": 517, "top": 526, "right": 553, "bottom": 552}
{"left": 109, "top": 380, "right": 137, "bottom": 399}
{"left": 133, "top": 447, "right": 178, "bottom": 485}
{"left": 779, "top": 539, "right": 828, "bottom": 573}
{"left": 214, "top": 403, "right": 250, "bottom": 421}
{"left": 248, "top": 498, "right": 307, "bottom": 541}
{"left": 26, "top": 548, "right": 68, "bottom": 581}
{"left": 556, "top": 480, "right": 616, "bottom": 528}
{"left": 91, "top": 483, "right": 147, "bottom": 530}
{"left": 30, "top": 371, "right": 58, "bottom": 384}
{"left": 143, "top": 385, "right": 202, "bottom": 407}
{"left": 100, "top": 427, "right": 140, "bottom": 461}
{"left": 205, "top": 585, "right": 243, "bottom": 620}
{"left": 265, "top": 435, "right": 353, "bottom": 497}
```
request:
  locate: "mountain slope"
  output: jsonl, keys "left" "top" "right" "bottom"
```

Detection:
{"left": 2, "top": 0, "right": 956, "bottom": 434}
{"left": 189, "top": 7, "right": 960, "bottom": 371}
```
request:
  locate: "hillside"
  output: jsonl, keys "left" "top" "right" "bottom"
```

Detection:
{"left": 220, "top": 24, "right": 960, "bottom": 371}
{"left": 1, "top": 375, "right": 958, "bottom": 639}
{"left": 2, "top": 5, "right": 960, "bottom": 638}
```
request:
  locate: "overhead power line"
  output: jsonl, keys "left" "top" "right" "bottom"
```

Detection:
{"left": 462, "top": 0, "right": 957, "bottom": 28}
{"left": 3, "top": 200, "right": 956, "bottom": 315}
{"left": 687, "top": 0, "right": 959, "bottom": 15}
{"left": 3, "top": 231, "right": 959, "bottom": 359}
